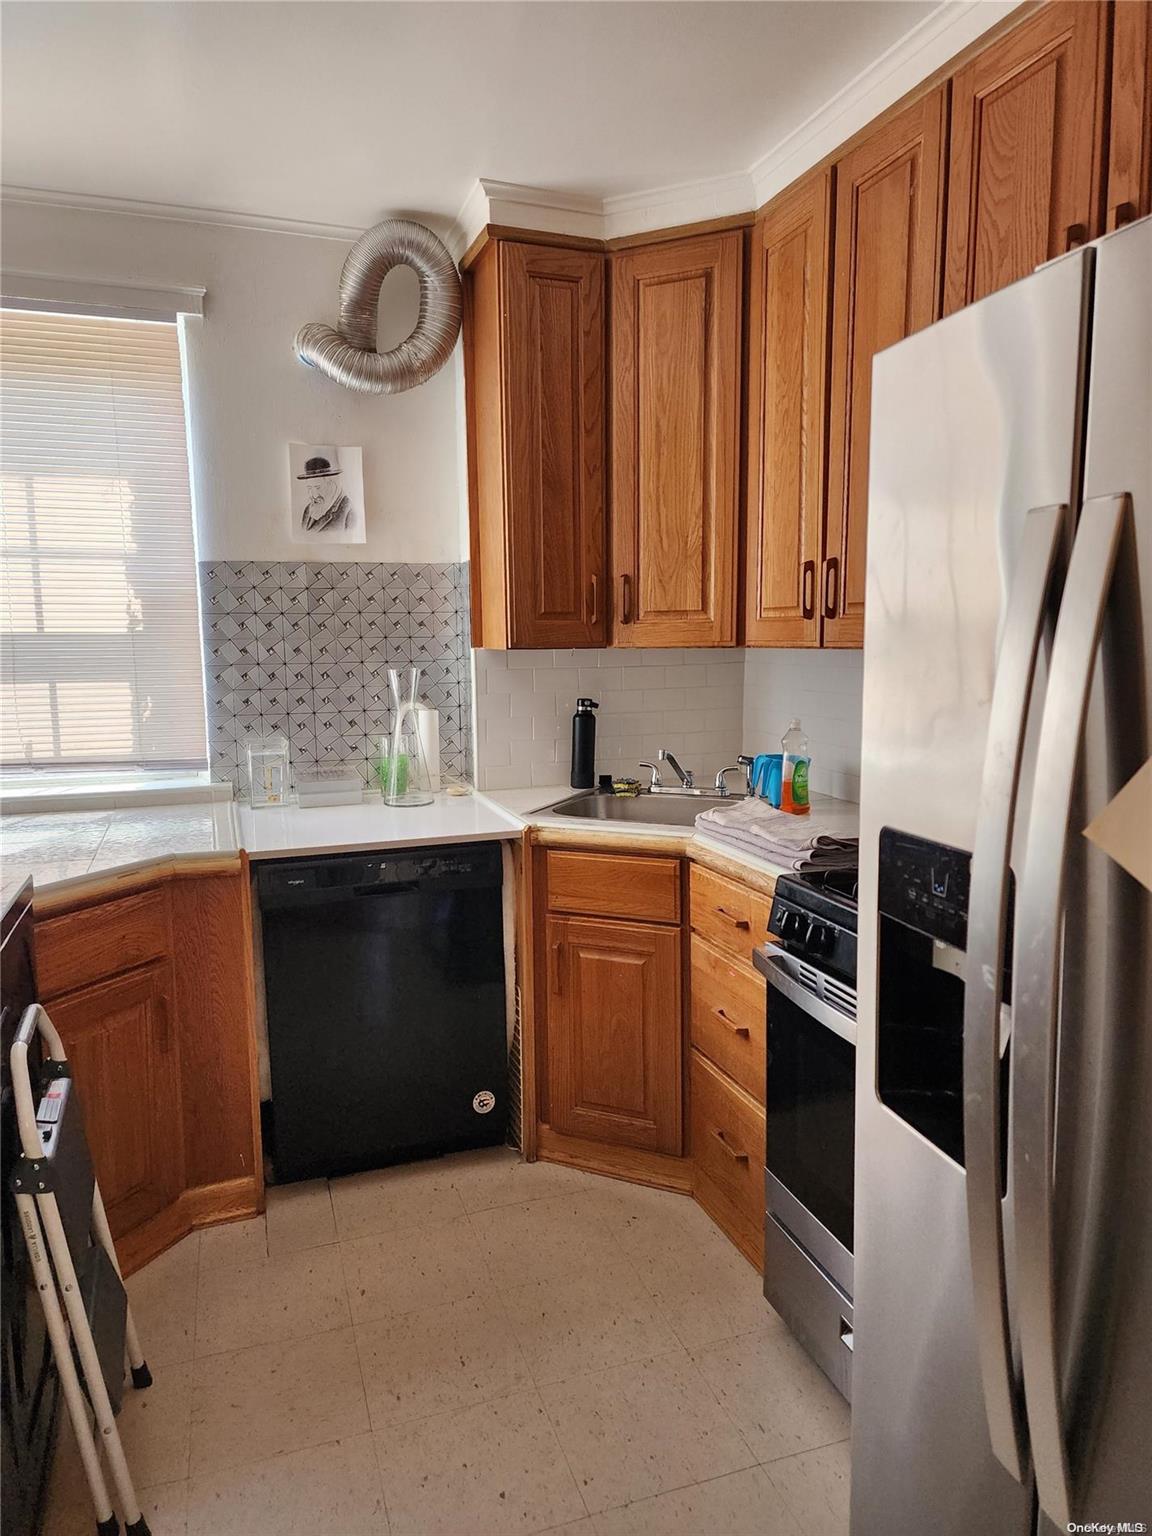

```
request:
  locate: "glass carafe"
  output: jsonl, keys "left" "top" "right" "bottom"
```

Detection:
{"left": 382, "top": 665, "right": 434, "bottom": 807}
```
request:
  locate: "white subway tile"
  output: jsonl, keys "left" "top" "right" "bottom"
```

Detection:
{"left": 548, "top": 668, "right": 581, "bottom": 696}
{"left": 478, "top": 764, "right": 521, "bottom": 790}
{"left": 481, "top": 740, "right": 511, "bottom": 768}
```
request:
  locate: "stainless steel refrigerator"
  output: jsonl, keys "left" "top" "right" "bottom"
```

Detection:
{"left": 852, "top": 213, "right": 1152, "bottom": 1536}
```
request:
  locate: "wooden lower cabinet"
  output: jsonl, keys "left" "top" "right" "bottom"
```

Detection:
{"left": 47, "top": 961, "right": 183, "bottom": 1240}
{"left": 691, "top": 1051, "right": 766, "bottom": 1270}
{"left": 689, "top": 935, "right": 766, "bottom": 1103}
{"left": 35, "top": 864, "right": 261, "bottom": 1273}
{"left": 546, "top": 913, "right": 682, "bottom": 1154}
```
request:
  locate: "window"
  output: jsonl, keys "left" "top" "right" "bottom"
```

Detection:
{"left": 1, "top": 308, "right": 207, "bottom": 773}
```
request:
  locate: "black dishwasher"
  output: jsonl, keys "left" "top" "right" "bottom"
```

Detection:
{"left": 257, "top": 842, "right": 508, "bottom": 1182}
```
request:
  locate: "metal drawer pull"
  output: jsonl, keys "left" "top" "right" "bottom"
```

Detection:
{"left": 711, "top": 1128, "right": 749, "bottom": 1163}
{"left": 713, "top": 1007, "right": 750, "bottom": 1038}
{"left": 588, "top": 574, "right": 599, "bottom": 627}
{"left": 715, "top": 907, "right": 749, "bottom": 930}
{"left": 801, "top": 559, "right": 816, "bottom": 619}
{"left": 620, "top": 573, "right": 634, "bottom": 624}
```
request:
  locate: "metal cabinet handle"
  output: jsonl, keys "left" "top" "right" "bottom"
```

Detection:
{"left": 1064, "top": 223, "right": 1088, "bottom": 251}
{"left": 156, "top": 991, "right": 173, "bottom": 1055}
{"left": 711, "top": 1128, "right": 749, "bottom": 1163}
{"left": 713, "top": 1007, "right": 750, "bottom": 1038}
{"left": 1013, "top": 494, "right": 1129, "bottom": 1531}
{"left": 551, "top": 940, "right": 566, "bottom": 996}
{"left": 1107, "top": 201, "right": 1138, "bottom": 233}
{"left": 588, "top": 574, "right": 599, "bottom": 628}
{"left": 822, "top": 557, "right": 840, "bottom": 619}
{"left": 715, "top": 906, "right": 749, "bottom": 930}
{"left": 620, "top": 573, "right": 633, "bottom": 625}
{"left": 963, "top": 503, "right": 1067, "bottom": 1485}
{"left": 801, "top": 559, "right": 816, "bottom": 620}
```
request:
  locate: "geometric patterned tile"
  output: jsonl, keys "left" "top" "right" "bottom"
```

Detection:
{"left": 201, "top": 559, "right": 473, "bottom": 798}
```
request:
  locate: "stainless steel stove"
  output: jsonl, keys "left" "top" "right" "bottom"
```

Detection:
{"left": 755, "top": 864, "right": 858, "bottom": 1400}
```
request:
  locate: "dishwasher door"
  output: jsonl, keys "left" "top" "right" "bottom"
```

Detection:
{"left": 257, "top": 843, "right": 507, "bottom": 1182}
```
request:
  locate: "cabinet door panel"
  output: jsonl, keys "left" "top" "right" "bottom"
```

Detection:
{"left": 502, "top": 243, "right": 607, "bottom": 647}
{"left": 825, "top": 86, "right": 947, "bottom": 649}
{"left": 1107, "top": 0, "right": 1152, "bottom": 230}
{"left": 546, "top": 915, "right": 681, "bottom": 1152}
{"left": 49, "top": 962, "right": 183, "bottom": 1239}
{"left": 744, "top": 171, "right": 832, "bottom": 647}
{"left": 611, "top": 232, "right": 742, "bottom": 647}
{"left": 944, "top": 1, "right": 1108, "bottom": 313}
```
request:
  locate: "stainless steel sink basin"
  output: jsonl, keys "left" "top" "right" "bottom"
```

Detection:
{"left": 543, "top": 789, "right": 734, "bottom": 827}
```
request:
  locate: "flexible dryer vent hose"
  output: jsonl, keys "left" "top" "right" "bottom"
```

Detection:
{"left": 294, "top": 218, "right": 462, "bottom": 394}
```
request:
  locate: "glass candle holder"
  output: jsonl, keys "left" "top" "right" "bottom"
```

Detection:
{"left": 246, "top": 734, "right": 290, "bottom": 807}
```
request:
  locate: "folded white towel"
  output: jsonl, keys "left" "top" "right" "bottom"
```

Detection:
{"left": 695, "top": 796, "right": 859, "bottom": 871}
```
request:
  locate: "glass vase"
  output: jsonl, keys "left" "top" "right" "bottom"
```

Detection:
{"left": 382, "top": 666, "right": 434, "bottom": 807}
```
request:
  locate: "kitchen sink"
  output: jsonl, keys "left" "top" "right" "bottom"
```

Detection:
{"left": 544, "top": 789, "right": 737, "bottom": 827}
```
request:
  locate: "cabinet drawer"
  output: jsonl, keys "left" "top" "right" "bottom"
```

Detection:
{"left": 690, "top": 865, "right": 771, "bottom": 960}
{"left": 546, "top": 850, "right": 680, "bottom": 924}
{"left": 691, "top": 1050, "right": 765, "bottom": 1235}
{"left": 690, "top": 936, "right": 766, "bottom": 1103}
{"left": 37, "top": 888, "right": 170, "bottom": 999}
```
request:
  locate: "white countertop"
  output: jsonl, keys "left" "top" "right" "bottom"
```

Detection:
{"left": 238, "top": 792, "right": 523, "bottom": 860}
{"left": 1, "top": 782, "right": 857, "bottom": 906}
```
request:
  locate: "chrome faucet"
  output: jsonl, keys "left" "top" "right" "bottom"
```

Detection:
{"left": 658, "top": 749, "right": 694, "bottom": 789}
{"left": 714, "top": 754, "right": 756, "bottom": 796}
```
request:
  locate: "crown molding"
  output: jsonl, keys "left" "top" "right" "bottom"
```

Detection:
{"left": 749, "top": 0, "right": 1024, "bottom": 205}
{"left": 0, "top": 184, "right": 365, "bottom": 242}
{"left": 5, "top": 1, "right": 1023, "bottom": 256}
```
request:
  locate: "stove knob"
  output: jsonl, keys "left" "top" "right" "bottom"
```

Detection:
{"left": 805, "top": 921, "right": 833, "bottom": 956}
{"left": 779, "top": 910, "right": 805, "bottom": 941}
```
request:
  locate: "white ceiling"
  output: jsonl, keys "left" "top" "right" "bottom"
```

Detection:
{"left": 1, "top": 1, "right": 940, "bottom": 232}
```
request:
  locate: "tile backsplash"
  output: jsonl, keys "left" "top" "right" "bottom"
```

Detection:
{"left": 198, "top": 560, "right": 472, "bottom": 797}
{"left": 473, "top": 648, "right": 746, "bottom": 791}
{"left": 742, "top": 648, "right": 864, "bottom": 803}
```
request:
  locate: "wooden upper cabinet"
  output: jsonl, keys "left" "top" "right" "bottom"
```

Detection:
{"left": 546, "top": 914, "right": 682, "bottom": 1153}
{"left": 465, "top": 239, "right": 607, "bottom": 648}
{"left": 744, "top": 171, "right": 832, "bottom": 647}
{"left": 1107, "top": 0, "right": 1152, "bottom": 230}
{"left": 825, "top": 86, "right": 947, "bottom": 649}
{"left": 49, "top": 961, "right": 183, "bottom": 1240}
{"left": 611, "top": 231, "right": 743, "bottom": 647}
{"left": 944, "top": 2, "right": 1109, "bottom": 314}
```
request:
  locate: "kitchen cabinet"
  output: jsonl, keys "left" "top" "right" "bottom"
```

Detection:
{"left": 546, "top": 913, "right": 682, "bottom": 1153}
{"left": 610, "top": 231, "right": 743, "bottom": 647}
{"left": 465, "top": 238, "right": 608, "bottom": 648}
{"left": 45, "top": 962, "right": 183, "bottom": 1239}
{"left": 688, "top": 863, "right": 769, "bottom": 1265}
{"left": 35, "top": 863, "right": 261, "bottom": 1274}
{"left": 824, "top": 86, "right": 947, "bottom": 648}
{"left": 943, "top": 1, "right": 1109, "bottom": 314}
{"left": 1107, "top": 0, "right": 1152, "bottom": 230}
{"left": 744, "top": 170, "right": 833, "bottom": 648}
{"left": 691, "top": 1050, "right": 766, "bottom": 1267}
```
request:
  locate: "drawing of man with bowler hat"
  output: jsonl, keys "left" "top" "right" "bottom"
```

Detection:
{"left": 297, "top": 451, "right": 353, "bottom": 534}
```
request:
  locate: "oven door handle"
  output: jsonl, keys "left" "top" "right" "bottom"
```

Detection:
{"left": 754, "top": 945, "right": 857, "bottom": 1045}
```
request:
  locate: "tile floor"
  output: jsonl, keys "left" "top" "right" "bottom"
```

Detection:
{"left": 46, "top": 1148, "right": 850, "bottom": 1536}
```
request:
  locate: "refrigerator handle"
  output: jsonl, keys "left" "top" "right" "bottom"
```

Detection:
{"left": 1012, "top": 493, "right": 1130, "bottom": 1531}
{"left": 963, "top": 502, "right": 1067, "bottom": 1485}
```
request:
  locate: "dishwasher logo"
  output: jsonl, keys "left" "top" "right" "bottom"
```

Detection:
{"left": 472, "top": 1090, "right": 496, "bottom": 1115}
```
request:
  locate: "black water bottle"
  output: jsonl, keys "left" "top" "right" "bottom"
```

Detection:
{"left": 570, "top": 698, "right": 599, "bottom": 788}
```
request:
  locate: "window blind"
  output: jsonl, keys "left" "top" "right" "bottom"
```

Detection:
{"left": 1, "top": 308, "right": 207, "bottom": 771}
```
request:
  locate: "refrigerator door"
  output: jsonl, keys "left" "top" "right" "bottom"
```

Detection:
{"left": 851, "top": 250, "right": 1092, "bottom": 1536}
{"left": 1018, "top": 215, "right": 1152, "bottom": 1535}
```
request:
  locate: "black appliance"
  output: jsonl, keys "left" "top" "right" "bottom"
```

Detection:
{"left": 1, "top": 882, "right": 59, "bottom": 1536}
{"left": 257, "top": 841, "right": 509, "bottom": 1183}
{"left": 755, "top": 865, "right": 858, "bottom": 1400}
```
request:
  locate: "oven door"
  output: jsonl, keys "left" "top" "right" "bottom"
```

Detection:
{"left": 758, "top": 943, "right": 856, "bottom": 1299}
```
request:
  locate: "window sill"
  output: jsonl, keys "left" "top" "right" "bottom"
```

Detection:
{"left": 0, "top": 773, "right": 233, "bottom": 815}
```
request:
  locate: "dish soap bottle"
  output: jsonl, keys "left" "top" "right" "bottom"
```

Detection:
{"left": 780, "top": 718, "right": 810, "bottom": 815}
{"left": 570, "top": 698, "right": 599, "bottom": 789}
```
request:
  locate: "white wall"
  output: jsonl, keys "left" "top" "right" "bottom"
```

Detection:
{"left": 474, "top": 648, "right": 746, "bottom": 791}
{"left": 0, "top": 200, "right": 465, "bottom": 563}
{"left": 742, "top": 649, "right": 864, "bottom": 803}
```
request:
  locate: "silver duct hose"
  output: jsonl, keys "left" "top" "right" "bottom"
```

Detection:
{"left": 295, "top": 219, "right": 462, "bottom": 394}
